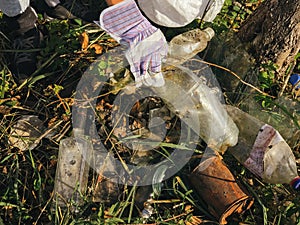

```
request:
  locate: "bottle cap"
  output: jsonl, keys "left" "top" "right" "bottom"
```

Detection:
{"left": 289, "top": 74, "right": 300, "bottom": 90}
{"left": 290, "top": 177, "right": 300, "bottom": 191}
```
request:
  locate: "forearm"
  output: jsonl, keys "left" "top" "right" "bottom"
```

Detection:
{"left": 105, "top": 0, "right": 123, "bottom": 6}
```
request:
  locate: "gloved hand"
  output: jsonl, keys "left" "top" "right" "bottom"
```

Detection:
{"left": 97, "top": 0, "right": 168, "bottom": 87}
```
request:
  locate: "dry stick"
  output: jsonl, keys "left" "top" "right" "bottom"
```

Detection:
{"left": 161, "top": 210, "right": 198, "bottom": 224}
{"left": 278, "top": 62, "right": 296, "bottom": 97}
{"left": 129, "top": 211, "right": 193, "bottom": 225}
{"left": 147, "top": 199, "right": 182, "bottom": 204}
{"left": 55, "top": 121, "right": 71, "bottom": 142}
{"left": 55, "top": 92, "right": 70, "bottom": 114}
{"left": 33, "top": 192, "right": 55, "bottom": 225}
{"left": 11, "top": 105, "right": 38, "bottom": 113}
{"left": 0, "top": 97, "right": 19, "bottom": 105}
{"left": 191, "top": 59, "right": 275, "bottom": 98}
{"left": 46, "top": 97, "right": 73, "bottom": 107}
{"left": 29, "top": 120, "right": 64, "bottom": 151}
{"left": 87, "top": 31, "right": 106, "bottom": 50}
{"left": 104, "top": 111, "right": 124, "bottom": 144}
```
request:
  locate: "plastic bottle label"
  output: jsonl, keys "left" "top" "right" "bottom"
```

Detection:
{"left": 244, "top": 124, "right": 276, "bottom": 178}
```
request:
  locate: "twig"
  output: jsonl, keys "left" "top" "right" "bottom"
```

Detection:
{"left": 278, "top": 62, "right": 296, "bottom": 97}
{"left": 33, "top": 192, "right": 54, "bottom": 225}
{"left": 147, "top": 199, "right": 181, "bottom": 204}
{"left": 29, "top": 120, "right": 64, "bottom": 151}
{"left": 191, "top": 58, "right": 275, "bottom": 98}
{"left": 55, "top": 121, "right": 71, "bottom": 142}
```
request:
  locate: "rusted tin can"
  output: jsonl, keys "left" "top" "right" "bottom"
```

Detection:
{"left": 190, "top": 153, "right": 254, "bottom": 224}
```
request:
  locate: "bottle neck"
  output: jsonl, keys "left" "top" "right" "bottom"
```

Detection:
{"left": 202, "top": 27, "right": 215, "bottom": 41}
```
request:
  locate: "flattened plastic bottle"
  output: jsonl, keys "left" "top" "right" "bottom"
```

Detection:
{"left": 53, "top": 136, "right": 90, "bottom": 209}
{"left": 226, "top": 105, "right": 300, "bottom": 190}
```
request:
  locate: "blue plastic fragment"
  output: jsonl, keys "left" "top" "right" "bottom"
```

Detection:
{"left": 291, "top": 177, "right": 300, "bottom": 191}
{"left": 289, "top": 74, "right": 300, "bottom": 89}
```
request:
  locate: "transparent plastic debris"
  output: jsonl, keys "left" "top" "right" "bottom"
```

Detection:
{"left": 203, "top": 31, "right": 256, "bottom": 102}
{"left": 152, "top": 65, "right": 239, "bottom": 153}
{"left": 69, "top": 28, "right": 238, "bottom": 196}
{"left": 167, "top": 27, "right": 215, "bottom": 65}
{"left": 157, "top": 27, "right": 238, "bottom": 153}
{"left": 152, "top": 164, "right": 168, "bottom": 198}
{"left": 246, "top": 95, "right": 300, "bottom": 148}
{"left": 53, "top": 136, "right": 90, "bottom": 210}
{"left": 137, "top": 165, "right": 167, "bottom": 220}
{"left": 141, "top": 202, "right": 154, "bottom": 219}
{"left": 226, "top": 105, "right": 300, "bottom": 189}
{"left": 9, "top": 115, "right": 46, "bottom": 151}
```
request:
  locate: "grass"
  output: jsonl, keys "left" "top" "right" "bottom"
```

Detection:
{"left": 0, "top": 0, "right": 300, "bottom": 224}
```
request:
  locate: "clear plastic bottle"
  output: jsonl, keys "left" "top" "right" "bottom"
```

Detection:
{"left": 167, "top": 27, "right": 215, "bottom": 65}
{"left": 226, "top": 105, "right": 300, "bottom": 190}
{"left": 153, "top": 64, "right": 239, "bottom": 153}
{"left": 158, "top": 27, "right": 239, "bottom": 153}
{"left": 53, "top": 136, "right": 90, "bottom": 209}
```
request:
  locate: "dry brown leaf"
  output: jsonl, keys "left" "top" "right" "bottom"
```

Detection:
{"left": 185, "top": 205, "right": 192, "bottom": 212}
{"left": 90, "top": 44, "right": 103, "bottom": 54}
{"left": 2, "top": 166, "right": 7, "bottom": 174}
{"left": 79, "top": 31, "right": 89, "bottom": 50}
{"left": 294, "top": 88, "right": 300, "bottom": 97}
{"left": 48, "top": 116, "right": 58, "bottom": 128}
{"left": 104, "top": 210, "right": 113, "bottom": 219}
{"left": 0, "top": 105, "right": 11, "bottom": 114}
{"left": 107, "top": 38, "right": 117, "bottom": 43}
{"left": 186, "top": 216, "right": 203, "bottom": 225}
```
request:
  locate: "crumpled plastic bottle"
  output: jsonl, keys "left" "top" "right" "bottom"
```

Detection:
{"left": 226, "top": 105, "right": 300, "bottom": 190}
{"left": 167, "top": 27, "right": 215, "bottom": 65}
{"left": 153, "top": 64, "right": 239, "bottom": 153}
{"left": 151, "top": 27, "right": 239, "bottom": 153}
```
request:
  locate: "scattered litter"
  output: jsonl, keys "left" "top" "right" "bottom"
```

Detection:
{"left": 9, "top": 115, "right": 46, "bottom": 151}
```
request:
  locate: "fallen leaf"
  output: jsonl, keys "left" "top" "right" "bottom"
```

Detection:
{"left": 186, "top": 216, "right": 203, "bottom": 225}
{"left": 0, "top": 105, "right": 11, "bottom": 114}
{"left": 2, "top": 166, "right": 7, "bottom": 174}
{"left": 185, "top": 205, "right": 192, "bottom": 212}
{"left": 90, "top": 44, "right": 103, "bottom": 54}
{"left": 79, "top": 31, "right": 89, "bottom": 50}
{"left": 107, "top": 38, "right": 117, "bottom": 43}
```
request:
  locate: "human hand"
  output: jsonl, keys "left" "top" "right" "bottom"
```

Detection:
{"left": 97, "top": 0, "right": 168, "bottom": 87}
{"left": 125, "top": 29, "right": 168, "bottom": 87}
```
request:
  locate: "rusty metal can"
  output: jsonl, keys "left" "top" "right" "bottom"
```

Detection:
{"left": 190, "top": 153, "right": 254, "bottom": 224}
